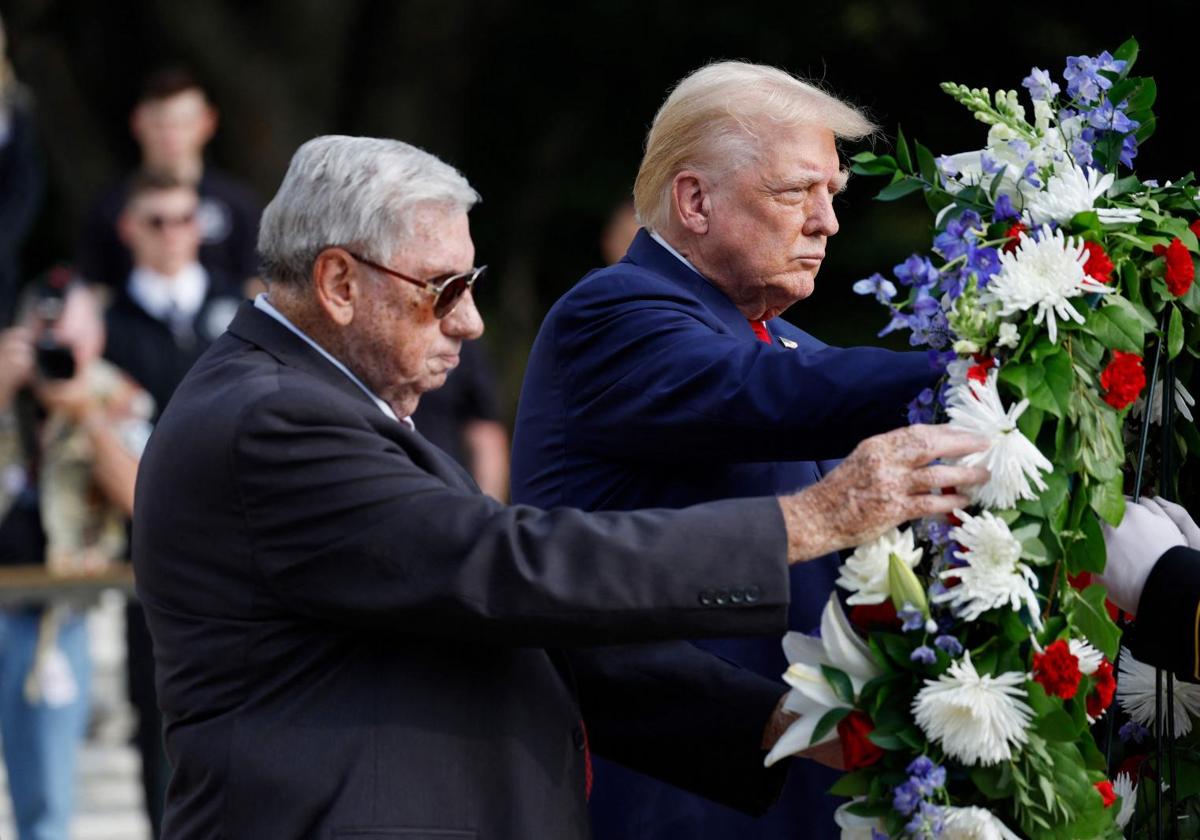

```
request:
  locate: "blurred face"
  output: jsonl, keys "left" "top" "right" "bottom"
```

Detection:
{"left": 131, "top": 89, "right": 216, "bottom": 172}
{"left": 342, "top": 207, "right": 484, "bottom": 417}
{"left": 696, "top": 123, "right": 846, "bottom": 320}
{"left": 120, "top": 187, "right": 202, "bottom": 276}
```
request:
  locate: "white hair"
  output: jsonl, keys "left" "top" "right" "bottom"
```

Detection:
{"left": 257, "top": 135, "right": 480, "bottom": 287}
{"left": 633, "top": 61, "right": 877, "bottom": 233}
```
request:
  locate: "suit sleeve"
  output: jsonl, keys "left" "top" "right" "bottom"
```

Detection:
{"left": 1124, "top": 545, "right": 1200, "bottom": 682}
{"left": 232, "top": 389, "right": 791, "bottom": 646}
{"left": 570, "top": 641, "right": 790, "bottom": 815}
{"left": 551, "top": 274, "right": 936, "bottom": 463}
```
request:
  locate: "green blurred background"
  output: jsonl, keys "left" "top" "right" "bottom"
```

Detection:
{"left": 3, "top": 0, "right": 1197, "bottom": 416}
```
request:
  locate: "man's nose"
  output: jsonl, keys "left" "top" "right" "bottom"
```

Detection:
{"left": 805, "top": 193, "right": 839, "bottom": 238}
{"left": 442, "top": 289, "right": 484, "bottom": 340}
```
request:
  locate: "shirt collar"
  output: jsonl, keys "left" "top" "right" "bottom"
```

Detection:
{"left": 648, "top": 231, "right": 705, "bottom": 279}
{"left": 128, "top": 262, "right": 209, "bottom": 323}
{"left": 253, "top": 294, "right": 412, "bottom": 428}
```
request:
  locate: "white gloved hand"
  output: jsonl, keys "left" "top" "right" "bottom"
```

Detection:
{"left": 1151, "top": 496, "right": 1200, "bottom": 549}
{"left": 1099, "top": 497, "right": 1187, "bottom": 614}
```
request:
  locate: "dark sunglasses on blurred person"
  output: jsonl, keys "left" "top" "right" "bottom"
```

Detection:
{"left": 346, "top": 251, "right": 486, "bottom": 318}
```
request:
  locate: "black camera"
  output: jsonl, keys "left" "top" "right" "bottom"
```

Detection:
{"left": 31, "top": 268, "right": 77, "bottom": 380}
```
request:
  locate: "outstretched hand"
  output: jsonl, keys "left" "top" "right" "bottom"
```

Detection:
{"left": 1099, "top": 497, "right": 1188, "bottom": 613}
{"left": 780, "top": 424, "right": 989, "bottom": 564}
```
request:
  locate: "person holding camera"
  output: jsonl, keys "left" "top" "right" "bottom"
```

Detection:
{"left": 0, "top": 272, "right": 150, "bottom": 840}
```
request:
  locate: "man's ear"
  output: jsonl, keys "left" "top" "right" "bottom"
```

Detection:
{"left": 671, "top": 170, "right": 711, "bottom": 235}
{"left": 116, "top": 210, "right": 135, "bottom": 248}
{"left": 311, "top": 249, "right": 358, "bottom": 327}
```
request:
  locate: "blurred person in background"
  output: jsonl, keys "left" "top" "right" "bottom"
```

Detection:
{"left": 600, "top": 199, "right": 639, "bottom": 267}
{"left": 410, "top": 338, "right": 510, "bottom": 501}
{"left": 100, "top": 169, "right": 241, "bottom": 839}
{"left": 0, "top": 270, "right": 151, "bottom": 840}
{"left": 0, "top": 14, "right": 44, "bottom": 325}
{"left": 78, "top": 67, "right": 260, "bottom": 297}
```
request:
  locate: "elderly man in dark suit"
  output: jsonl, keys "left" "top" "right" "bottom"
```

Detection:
{"left": 133, "top": 135, "right": 986, "bottom": 839}
{"left": 510, "top": 61, "right": 941, "bottom": 838}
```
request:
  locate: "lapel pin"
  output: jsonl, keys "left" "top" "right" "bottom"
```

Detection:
{"left": 778, "top": 337, "right": 798, "bottom": 349}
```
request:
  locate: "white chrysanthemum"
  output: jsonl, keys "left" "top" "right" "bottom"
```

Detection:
{"left": 942, "top": 806, "right": 1022, "bottom": 840}
{"left": 1133, "top": 377, "right": 1196, "bottom": 424}
{"left": 1116, "top": 647, "right": 1200, "bottom": 737}
{"left": 835, "top": 527, "right": 923, "bottom": 605}
{"left": 945, "top": 371, "right": 1053, "bottom": 509}
{"left": 1068, "top": 638, "right": 1103, "bottom": 676}
{"left": 1025, "top": 163, "right": 1119, "bottom": 226}
{"left": 1113, "top": 773, "right": 1137, "bottom": 830}
{"left": 766, "top": 595, "right": 884, "bottom": 767}
{"left": 984, "top": 225, "right": 1113, "bottom": 343}
{"left": 834, "top": 800, "right": 887, "bottom": 840}
{"left": 935, "top": 510, "right": 1041, "bottom": 627}
{"left": 912, "top": 651, "right": 1034, "bottom": 766}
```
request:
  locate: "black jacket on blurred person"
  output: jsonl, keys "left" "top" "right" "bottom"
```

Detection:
{"left": 133, "top": 302, "right": 791, "bottom": 839}
{"left": 0, "top": 92, "right": 42, "bottom": 324}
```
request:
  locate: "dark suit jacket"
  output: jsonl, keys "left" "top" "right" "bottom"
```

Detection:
{"left": 510, "top": 230, "right": 937, "bottom": 839}
{"left": 134, "top": 302, "right": 796, "bottom": 839}
{"left": 1125, "top": 545, "right": 1200, "bottom": 681}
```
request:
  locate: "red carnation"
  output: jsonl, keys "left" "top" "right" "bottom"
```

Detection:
{"left": 849, "top": 600, "right": 900, "bottom": 630}
{"left": 1086, "top": 659, "right": 1117, "bottom": 719}
{"left": 1100, "top": 351, "right": 1146, "bottom": 410}
{"left": 1082, "top": 241, "right": 1114, "bottom": 283}
{"left": 967, "top": 355, "right": 995, "bottom": 385}
{"left": 1096, "top": 780, "right": 1117, "bottom": 808}
{"left": 1033, "top": 640, "right": 1083, "bottom": 699}
{"left": 837, "top": 710, "right": 884, "bottom": 770}
{"left": 1190, "top": 219, "right": 1200, "bottom": 241}
{"left": 1118, "top": 753, "right": 1153, "bottom": 783}
{"left": 1153, "top": 237, "right": 1195, "bottom": 297}
{"left": 1003, "top": 222, "right": 1028, "bottom": 254}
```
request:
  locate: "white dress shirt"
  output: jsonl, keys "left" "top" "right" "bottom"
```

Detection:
{"left": 128, "top": 262, "right": 209, "bottom": 324}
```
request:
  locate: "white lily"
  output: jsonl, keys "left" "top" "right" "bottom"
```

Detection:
{"left": 765, "top": 594, "right": 883, "bottom": 766}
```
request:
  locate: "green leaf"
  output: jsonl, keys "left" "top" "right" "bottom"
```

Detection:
{"left": 866, "top": 730, "right": 906, "bottom": 750}
{"left": 850, "top": 152, "right": 898, "bottom": 177}
{"left": 1088, "top": 473, "right": 1125, "bottom": 527}
{"left": 894, "top": 126, "right": 913, "bottom": 173}
{"left": 971, "top": 763, "right": 1015, "bottom": 799}
{"left": 1017, "top": 468, "right": 1069, "bottom": 524}
{"left": 1017, "top": 405, "right": 1043, "bottom": 442}
{"left": 821, "top": 664, "right": 855, "bottom": 705}
{"left": 1087, "top": 299, "right": 1149, "bottom": 353}
{"left": 1112, "top": 37, "right": 1139, "bottom": 71}
{"left": 1065, "top": 584, "right": 1121, "bottom": 659}
{"left": 999, "top": 350, "right": 1073, "bottom": 418}
{"left": 915, "top": 141, "right": 937, "bottom": 185}
{"left": 1127, "top": 77, "right": 1157, "bottom": 114}
{"left": 1136, "top": 114, "right": 1157, "bottom": 144}
{"left": 828, "top": 769, "right": 872, "bottom": 797}
{"left": 875, "top": 177, "right": 925, "bottom": 202}
{"left": 1036, "top": 709, "right": 1082, "bottom": 742}
{"left": 1169, "top": 304, "right": 1185, "bottom": 360}
{"left": 810, "top": 706, "right": 851, "bottom": 745}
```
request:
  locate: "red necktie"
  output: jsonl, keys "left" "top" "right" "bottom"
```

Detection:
{"left": 749, "top": 319, "right": 771, "bottom": 344}
{"left": 581, "top": 719, "right": 593, "bottom": 799}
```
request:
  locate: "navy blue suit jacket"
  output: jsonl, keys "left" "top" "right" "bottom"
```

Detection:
{"left": 510, "top": 230, "right": 938, "bottom": 839}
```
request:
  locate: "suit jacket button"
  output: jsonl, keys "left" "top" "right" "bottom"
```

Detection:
{"left": 573, "top": 726, "right": 587, "bottom": 751}
{"left": 714, "top": 589, "right": 729, "bottom": 606}
{"left": 745, "top": 585, "right": 762, "bottom": 603}
{"left": 698, "top": 590, "right": 715, "bottom": 606}
{"left": 729, "top": 589, "right": 745, "bottom": 604}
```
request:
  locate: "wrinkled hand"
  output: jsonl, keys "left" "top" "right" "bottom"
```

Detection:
{"left": 0, "top": 328, "right": 34, "bottom": 408}
{"left": 779, "top": 424, "right": 989, "bottom": 563}
{"left": 1099, "top": 497, "right": 1188, "bottom": 613}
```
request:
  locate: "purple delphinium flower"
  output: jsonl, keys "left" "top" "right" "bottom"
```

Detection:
{"left": 906, "top": 801, "right": 946, "bottom": 839}
{"left": 909, "top": 309, "right": 951, "bottom": 350}
{"left": 853, "top": 272, "right": 899, "bottom": 303}
{"left": 899, "top": 603, "right": 925, "bottom": 632}
{"left": 894, "top": 254, "right": 941, "bottom": 288}
{"left": 933, "top": 210, "right": 982, "bottom": 261}
{"left": 871, "top": 831, "right": 888, "bottom": 840}
{"left": 910, "top": 645, "right": 937, "bottom": 665}
{"left": 1070, "top": 136, "right": 1095, "bottom": 168}
{"left": 906, "top": 756, "right": 948, "bottom": 795}
{"left": 878, "top": 306, "right": 912, "bottom": 339}
{"left": 967, "top": 245, "right": 1002, "bottom": 284}
{"left": 936, "top": 155, "right": 960, "bottom": 180}
{"left": 1087, "top": 99, "right": 1138, "bottom": 134}
{"left": 892, "top": 780, "right": 922, "bottom": 816}
{"left": 1022, "top": 66, "right": 1061, "bottom": 101}
{"left": 1120, "top": 721, "right": 1150, "bottom": 744}
{"left": 928, "top": 350, "right": 956, "bottom": 371}
{"left": 980, "top": 152, "right": 1005, "bottom": 176}
{"left": 1020, "top": 160, "right": 1041, "bottom": 189}
{"left": 1120, "top": 133, "right": 1139, "bottom": 168}
{"left": 907, "top": 388, "right": 936, "bottom": 425}
{"left": 993, "top": 193, "right": 1020, "bottom": 222}
{"left": 933, "top": 635, "right": 963, "bottom": 656}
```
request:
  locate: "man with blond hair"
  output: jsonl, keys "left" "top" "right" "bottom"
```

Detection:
{"left": 511, "top": 61, "right": 942, "bottom": 837}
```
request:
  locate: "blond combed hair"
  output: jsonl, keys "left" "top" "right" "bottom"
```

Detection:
{"left": 633, "top": 61, "right": 877, "bottom": 232}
